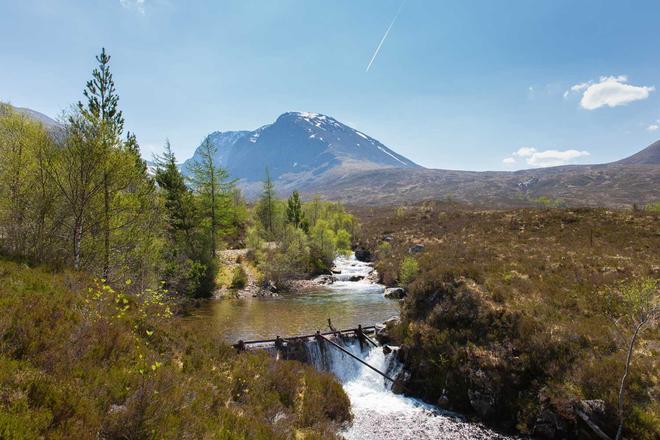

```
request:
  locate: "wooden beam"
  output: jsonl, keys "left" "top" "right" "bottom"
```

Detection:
{"left": 239, "top": 325, "right": 378, "bottom": 346}
{"left": 317, "top": 334, "right": 397, "bottom": 384}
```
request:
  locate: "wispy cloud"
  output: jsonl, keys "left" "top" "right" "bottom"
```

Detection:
{"left": 366, "top": 0, "right": 408, "bottom": 72}
{"left": 504, "top": 147, "right": 590, "bottom": 168}
{"left": 120, "top": 0, "right": 146, "bottom": 15}
{"left": 647, "top": 121, "right": 659, "bottom": 131}
{"left": 564, "top": 75, "right": 654, "bottom": 110}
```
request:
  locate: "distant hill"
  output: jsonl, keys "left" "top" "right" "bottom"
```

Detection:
{"left": 614, "top": 140, "right": 660, "bottom": 165}
{"left": 314, "top": 140, "right": 660, "bottom": 208}
{"left": 182, "top": 112, "right": 658, "bottom": 208}
{"left": 312, "top": 163, "right": 659, "bottom": 208}
{"left": 12, "top": 106, "right": 60, "bottom": 129}
{"left": 182, "top": 112, "right": 419, "bottom": 194}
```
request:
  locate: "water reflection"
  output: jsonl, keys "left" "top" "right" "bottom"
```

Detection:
{"left": 187, "top": 287, "right": 400, "bottom": 343}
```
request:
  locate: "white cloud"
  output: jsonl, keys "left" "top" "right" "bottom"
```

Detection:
{"left": 565, "top": 75, "right": 654, "bottom": 110}
{"left": 120, "top": 0, "right": 146, "bottom": 14}
{"left": 509, "top": 146, "right": 590, "bottom": 167}
{"left": 502, "top": 157, "right": 516, "bottom": 165}
{"left": 647, "top": 119, "right": 660, "bottom": 131}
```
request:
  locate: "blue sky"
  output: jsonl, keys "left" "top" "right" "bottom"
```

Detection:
{"left": 1, "top": 0, "right": 659, "bottom": 170}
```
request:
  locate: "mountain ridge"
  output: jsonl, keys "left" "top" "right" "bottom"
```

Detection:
{"left": 182, "top": 111, "right": 420, "bottom": 193}
{"left": 13, "top": 106, "right": 659, "bottom": 208}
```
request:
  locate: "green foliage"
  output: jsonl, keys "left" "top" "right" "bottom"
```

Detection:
{"left": 335, "top": 229, "right": 351, "bottom": 256}
{"left": 286, "top": 190, "right": 305, "bottom": 229}
{"left": 377, "top": 241, "right": 392, "bottom": 255}
{"left": 256, "top": 169, "right": 277, "bottom": 237}
{"left": 533, "top": 195, "right": 565, "bottom": 208}
{"left": 249, "top": 189, "right": 356, "bottom": 287}
{"left": 0, "top": 259, "right": 350, "bottom": 438}
{"left": 189, "top": 136, "right": 237, "bottom": 257}
{"left": 230, "top": 265, "right": 248, "bottom": 289}
{"left": 155, "top": 142, "right": 215, "bottom": 298}
{"left": 260, "top": 225, "right": 311, "bottom": 286}
{"left": 398, "top": 256, "right": 419, "bottom": 286}
{"left": 644, "top": 201, "right": 660, "bottom": 213}
{"left": 601, "top": 278, "right": 659, "bottom": 321}
{"left": 0, "top": 103, "right": 59, "bottom": 262}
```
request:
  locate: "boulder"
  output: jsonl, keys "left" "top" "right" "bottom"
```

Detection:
{"left": 408, "top": 244, "right": 425, "bottom": 254}
{"left": 384, "top": 287, "right": 406, "bottom": 299}
{"left": 467, "top": 369, "right": 497, "bottom": 419}
{"left": 314, "top": 275, "right": 334, "bottom": 285}
{"left": 467, "top": 388, "right": 496, "bottom": 420}
{"left": 376, "top": 315, "right": 401, "bottom": 344}
{"left": 391, "top": 370, "right": 411, "bottom": 395}
{"left": 354, "top": 247, "right": 372, "bottom": 262}
{"left": 574, "top": 399, "right": 613, "bottom": 438}
{"left": 383, "top": 315, "right": 401, "bottom": 327}
{"left": 532, "top": 408, "right": 566, "bottom": 439}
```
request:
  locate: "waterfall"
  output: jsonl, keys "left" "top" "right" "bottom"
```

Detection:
{"left": 303, "top": 338, "right": 512, "bottom": 439}
{"left": 300, "top": 253, "right": 513, "bottom": 440}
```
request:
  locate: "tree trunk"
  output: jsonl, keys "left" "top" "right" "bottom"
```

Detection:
{"left": 103, "top": 173, "right": 110, "bottom": 280}
{"left": 73, "top": 217, "right": 83, "bottom": 271}
{"left": 615, "top": 322, "right": 644, "bottom": 440}
{"left": 210, "top": 176, "right": 216, "bottom": 258}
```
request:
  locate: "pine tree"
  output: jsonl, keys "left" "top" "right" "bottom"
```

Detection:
{"left": 189, "top": 136, "right": 232, "bottom": 258}
{"left": 286, "top": 190, "right": 304, "bottom": 228}
{"left": 77, "top": 47, "right": 124, "bottom": 279}
{"left": 257, "top": 169, "right": 276, "bottom": 236}
{"left": 155, "top": 141, "right": 214, "bottom": 298}
{"left": 155, "top": 141, "right": 196, "bottom": 249}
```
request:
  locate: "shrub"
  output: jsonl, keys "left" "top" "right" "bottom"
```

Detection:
{"left": 398, "top": 256, "right": 419, "bottom": 286}
{"left": 230, "top": 265, "right": 248, "bottom": 289}
{"left": 0, "top": 259, "right": 350, "bottom": 438}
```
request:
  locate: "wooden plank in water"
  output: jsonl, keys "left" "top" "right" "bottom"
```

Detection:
{"left": 238, "top": 325, "right": 378, "bottom": 346}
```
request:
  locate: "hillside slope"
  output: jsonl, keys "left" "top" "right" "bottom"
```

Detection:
{"left": 313, "top": 163, "right": 659, "bottom": 208}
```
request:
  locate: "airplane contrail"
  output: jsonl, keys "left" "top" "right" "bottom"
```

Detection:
{"left": 366, "top": 0, "right": 408, "bottom": 72}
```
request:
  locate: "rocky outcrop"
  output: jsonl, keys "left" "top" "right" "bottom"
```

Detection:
{"left": 354, "top": 247, "right": 373, "bottom": 262}
{"left": 384, "top": 287, "right": 406, "bottom": 299}
{"left": 375, "top": 316, "right": 401, "bottom": 345}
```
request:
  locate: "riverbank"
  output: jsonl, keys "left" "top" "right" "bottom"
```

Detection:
{"left": 0, "top": 258, "right": 353, "bottom": 439}
{"left": 214, "top": 250, "right": 383, "bottom": 299}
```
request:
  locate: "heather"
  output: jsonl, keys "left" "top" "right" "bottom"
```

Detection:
{"left": 355, "top": 202, "right": 659, "bottom": 438}
{"left": 0, "top": 259, "right": 351, "bottom": 439}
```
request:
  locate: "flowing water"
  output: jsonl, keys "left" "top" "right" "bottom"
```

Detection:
{"left": 190, "top": 254, "right": 511, "bottom": 439}
{"left": 305, "top": 339, "right": 510, "bottom": 440}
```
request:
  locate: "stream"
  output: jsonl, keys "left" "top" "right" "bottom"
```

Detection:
{"left": 190, "top": 254, "right": 511, "bottom": 439}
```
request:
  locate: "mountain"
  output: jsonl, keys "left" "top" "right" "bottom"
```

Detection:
{"left": 12, "top": 106, "right": 60, "bottom": 129}
{"left": 182, "top": 112, "right": 419, "bottom": 194}
{"left": 183, "top": 113, "right": 658, "bottom": 207}
{"left": 614, "top": 140, "right": 660, "bottom": 165}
